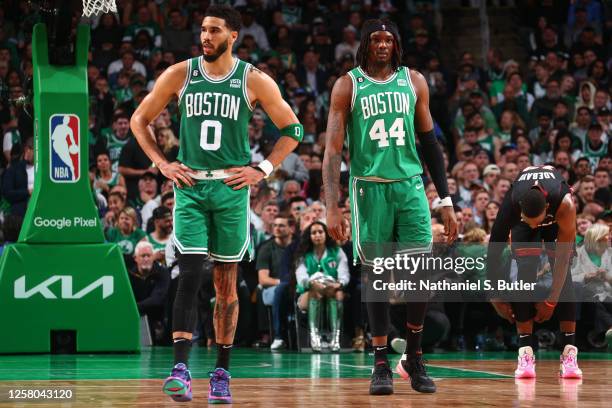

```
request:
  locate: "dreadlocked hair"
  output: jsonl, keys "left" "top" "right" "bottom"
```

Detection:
{"left": 356, "top": 18, "right": 403, "bottom": 74}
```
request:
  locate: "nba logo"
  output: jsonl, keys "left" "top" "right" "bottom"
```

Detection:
{"left": 49, "top": 114, "right": 80, "bottom": 183}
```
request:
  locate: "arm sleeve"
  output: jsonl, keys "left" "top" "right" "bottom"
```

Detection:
{"left": 417, "top": 130, "right": 449, "bottom": 198}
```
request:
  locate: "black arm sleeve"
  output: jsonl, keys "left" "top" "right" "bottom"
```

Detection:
{"left": 417, "top": 130, "right": 449, "bottom": 198}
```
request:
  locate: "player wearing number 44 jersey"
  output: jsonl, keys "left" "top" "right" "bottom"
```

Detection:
{"left": 130, "top": 5, "right": 302, "bottom": 404}
{"left": 323, "top": 19, "right": 458, "bottom": 396}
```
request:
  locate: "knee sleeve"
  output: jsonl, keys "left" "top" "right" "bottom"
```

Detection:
{"left": 366, "top": 301, "right": 390, "bottom": 337}
{"left": 172, "top": 253, "right": 207, "bottom": 333}
{"left": 406, "top": 301, "right": 428, "bottom": 328}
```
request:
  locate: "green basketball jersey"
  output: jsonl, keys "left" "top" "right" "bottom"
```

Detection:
{"left": 178, "top": 57, "right": 253, "bottom": 170}
{"left": 104, "top": 132, "right": 129, "bottom": 172}
{"left": 346, "top": 66, "right": 422, "bottom": 180}
{"left": 584, "top": 140, "right": 608, "bottom": 168}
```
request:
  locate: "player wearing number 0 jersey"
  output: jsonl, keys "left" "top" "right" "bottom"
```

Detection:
{"left": 130, "top": 5, "right": 302, "bottom": 404}
{"left": 323, "top": 19, "right": 457, "bottom": 397}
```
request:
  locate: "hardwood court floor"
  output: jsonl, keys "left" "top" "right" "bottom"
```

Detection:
{"left": 0, "top": 348, "right": 609, "bottom": 407}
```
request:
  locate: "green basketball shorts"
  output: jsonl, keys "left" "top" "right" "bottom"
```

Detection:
{"left": 349, "top": 176, "right": 432, "bottom": 265}
{"left": 173, "top": 179, "right": 252, "bottom": 262}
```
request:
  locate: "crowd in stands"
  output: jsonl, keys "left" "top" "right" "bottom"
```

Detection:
{"left": 0, "top": 0, "right": 609, "bottom": 351}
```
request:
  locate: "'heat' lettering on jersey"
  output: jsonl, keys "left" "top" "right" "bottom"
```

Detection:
{"left": 184, "top": 92, "right": 240, "bottom": 121}
{"left": 517, "top": 171, "right": 555, "bottom": 181}
{"left": 360, "top": 92, "right": 410, "bottom": 120}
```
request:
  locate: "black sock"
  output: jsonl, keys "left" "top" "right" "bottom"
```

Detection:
{"left": 518, "top": 333, "right": 533, "bottom": 348}
{"left": 405, "top": 325, "right": 423, "bottom": 355}
{"left": 561, "top": 332, "right": 575, "bottom": 348}
{"left": 173, "top": 337, "right": 192, "bottom": 366}
{"left": 216, "top": 343, "right": 232, "bottom": 370}
{"left": 373, "top": 345, "right": 388, "bottom": 365}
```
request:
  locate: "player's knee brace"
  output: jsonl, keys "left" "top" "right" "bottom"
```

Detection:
{"left": 172, "top": 253, "right": 207, "bottom": 333}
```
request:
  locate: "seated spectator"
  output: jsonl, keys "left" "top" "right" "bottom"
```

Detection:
{"left": 575, "top": 175, "right": 597, "bottom": 213}
{"left": 471, "top": 189, "right": 490, "bottom": 226}
{"left": 106, "top": 207, "right": 146, "bottom": 265}
{"left": 145, "top": 206, "right": 173, "bottom": 264}
{"left": 570, "top": 106, "right": 592, "bottom": 147}
{"left": 1, "top": 138, "right": 33, "bottom": 216}
{"left": 482, "top": 164, "right": 500, "bottom": 192}
{"left": 491, "top": 176, "right": 512, "bottom": 204}
{"left": 295, "top": 221, "right": 349, "bottom": 352}
{"left": 334, "top": 25, "right": 359, "bottom": 63}
{"left": 129, "top": 241, "right": 170, "bottom": 345}
{"left": 576, "top": 213, "right": 595, "bottom": 245}
{"left": 257, "top": 215, "right": 293, "bottom": 350}
{"left": 132, "top": 172, "right": 160, "bottom": 225}
{"left": 482, "top": 201, "right": 500, "bottom": 234}
{"left": 118, "top": 135, "right": 155, "bottom": 201}
{"left": 103, "top": 191, "right": 126, "bottom": 229}
{"left": 583, "top": 123, "right": 608, "bottom": 169}
{"left": 93, "top": 151, "right": 126, "bottom": 197}
{"left": 571, "top": 223, "right": 611, "bottom": 303}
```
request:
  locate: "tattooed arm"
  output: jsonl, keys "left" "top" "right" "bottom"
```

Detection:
{"left": 323, "top": 75, "right": 352, "bottom": 241}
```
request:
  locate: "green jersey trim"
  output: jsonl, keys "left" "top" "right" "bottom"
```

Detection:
{"left": 404, "top": 67, "right": 417, "bottom": 104}
{"left": 347, "top": 71, "right": 357, "bottom": 112}
{"left": 198, "top": 56, "right": 239, "bottom": 83}
{"left": 178, "top": 60, "right": 193, "bottom": 104}
{"left": 242, "top": 62, "right": 254, "bottom": 111}
{"left": 356, "top": 66, "right": 398, "bottom": 84}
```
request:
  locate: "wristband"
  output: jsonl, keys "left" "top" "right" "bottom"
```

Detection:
{"left": 440, "top": 196, "right": 453, "bottom": 207}
{"left": 544, "top": 300, "right": 556, "bottom": 308}
{"left": 257, "top": 159, "right": 274, "bottom": 178}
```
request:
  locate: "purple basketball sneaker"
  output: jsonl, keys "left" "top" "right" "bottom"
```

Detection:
{"left": 162, "top": 363, "right": 192, "bottom": 402}
{"left": 208, "top": 368, "right": 232, "bottom": 404}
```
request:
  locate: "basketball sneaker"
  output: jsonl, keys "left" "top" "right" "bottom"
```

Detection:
{"left": 395, "top": 353, "right": 436, "bottom": 393}
{"left": 162, "top": 363, "right": 192, "bottom": 402}
{"left": 515, "top": 346, "right": 536, "bottom": 379}
{"left": 559, "top": 345, "right": 583, "bottom": 379}
{"left": 208, "top": 368, "right": 232, "bottom": 404}
{"left": 369, "top": 361, "right": 393, "bottom": 395}
{"left": 270, "top": 339, "right": 285, "bottom": 350}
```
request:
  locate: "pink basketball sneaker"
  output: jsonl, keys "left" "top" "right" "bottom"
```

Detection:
{"left": 559, "top": 345, "right": 583, "bottom": 379}
{"left": 515, "top": 346, "right": 536, "bottom": 379}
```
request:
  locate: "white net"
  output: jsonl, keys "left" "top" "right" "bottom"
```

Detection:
{"left": 82, "top": 0, "right": 117, "bottom": 17}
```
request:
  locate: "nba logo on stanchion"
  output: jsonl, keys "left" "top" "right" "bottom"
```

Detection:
{"left": 49, "top": 114, "right": 80, "bottom": 183}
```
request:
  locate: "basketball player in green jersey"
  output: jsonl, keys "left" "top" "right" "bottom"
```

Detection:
{"left": 323, "top": 19, "right": 458, "bottom": 396}
{"left": 131, "top": 5, "right": 302, "bottom": 404}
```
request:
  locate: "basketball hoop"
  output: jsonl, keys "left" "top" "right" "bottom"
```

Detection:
{"left": 82, "top": 0, "right": 117, "bottom": 17}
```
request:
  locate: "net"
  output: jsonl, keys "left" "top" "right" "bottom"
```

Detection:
{"left": 82, "top": 0, "right": 117, "bottom": 17}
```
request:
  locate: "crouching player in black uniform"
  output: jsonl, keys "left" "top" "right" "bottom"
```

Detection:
{"left": 487, "top": 165, "right": 582, "bottom": 379}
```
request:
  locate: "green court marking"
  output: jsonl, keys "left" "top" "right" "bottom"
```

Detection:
{"left": 0, "top": 348, "right": 608, "bottom": 381}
